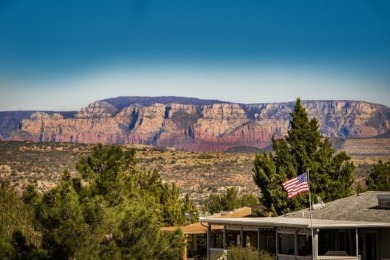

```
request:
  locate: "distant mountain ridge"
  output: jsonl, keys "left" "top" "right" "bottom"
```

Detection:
{"left": 2, "top": 96, "right": 389, "bottom": 151}
{"left": 102, "top": 96, "right": 230, "bottom": 111}
{"left": 0, "top": 111, "right": 76, "bottom": 141}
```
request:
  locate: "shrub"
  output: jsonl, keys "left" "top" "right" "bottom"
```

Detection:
{"left": 225, "top": 246, "right": 273, "bottom": 260}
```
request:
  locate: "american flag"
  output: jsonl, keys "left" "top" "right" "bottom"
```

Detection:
{"left": 282, "top": 173, "right": 309, "bottom": 199}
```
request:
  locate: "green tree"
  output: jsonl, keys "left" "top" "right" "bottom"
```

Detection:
{"left": 204, "top": 187, "right": 259, "bottom": 214}
{"left": 158, "top": 182, "right": 185, "bottom": 226}
{"left": 0, "top": 181, "right": 44, "bottom": 259}
{"left": 182, "top": 194, "right": 199, "bottom": 224}
{"left": 366, "top": 161, "right": 390, "bottom": 191}
{"left": 33, "top": 144, "right": 187, "bottom": 259}
{"left": 253, "top": 98, "right": 354, "bottom": 215}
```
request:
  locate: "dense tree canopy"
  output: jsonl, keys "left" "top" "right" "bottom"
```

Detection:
{"left": 253, "top": 98, "right": 354, "bottom": 216}
{"left": 366, "top": 161, "right": 390, "bottom": 191}
{"left": 204, "top": 187, "right": 259, "bottom": 214}
{"left": 0, "top": 181, "right": 44, "bottom": 259}
{"left": 3, "top": 144, "right": 199, "bottom": 259}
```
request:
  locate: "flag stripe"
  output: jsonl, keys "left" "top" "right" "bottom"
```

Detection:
{"left": 282, "top": 172, "right": 309, "bottom": 199}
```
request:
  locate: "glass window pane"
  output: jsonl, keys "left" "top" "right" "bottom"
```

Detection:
{"left": 298, "top": 234, "right": 312, "bottom": 256}
{"left": 278, "top": 233, "right": 295, "bottom": 255}
{"left": 243, "top": 231, "right": 257, "bottom": 248}
{"left": 318, "top": 229, "right": 356, "bottom": 256}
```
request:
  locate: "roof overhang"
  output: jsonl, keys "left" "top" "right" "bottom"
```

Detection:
{"left": 199, "top": 217, "right": 390, "bottom": 229}
{"left": 161, "top": 223, "right": 224, "bottom": 235}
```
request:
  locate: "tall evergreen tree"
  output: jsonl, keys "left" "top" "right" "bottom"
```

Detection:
{"left": 31, "top": 144, "right": 188, "bottom": 259}
{"left": 181, "top": 194, "right": 199, "bottom": 224}
{"left": 0, "top": 181, "right": 44, "bottom": 259}
{"left": 253, "top": 98, "right": 354, "bottom": 215}
{"left": 204, "top": 187, "right": 259, "bottom": 214}
{"left": 366, "top": 161, "right": 390, "bottom": 191}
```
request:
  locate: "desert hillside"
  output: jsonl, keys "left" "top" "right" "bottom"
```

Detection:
{"left": 0, "top": 140, "right": 388, "bottom": 204}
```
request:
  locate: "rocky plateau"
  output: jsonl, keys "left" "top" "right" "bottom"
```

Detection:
{"left": 2, "top": 96, "right": 389, "bottom": 151}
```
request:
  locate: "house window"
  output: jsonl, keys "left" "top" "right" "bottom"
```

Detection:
{"left": 243, "top": 231, "right": 257, "bottom": 248}
{"left": 318, "top": 229, "right": 356, "bottom": 256}
{"left": 298, "top": 234, "right": 312, "bottom": 256}
{"left": 278, "top": 233, "right": 295, "bottom": 255}
{"left": 267, "top": 235, "right": 276, "bottom": 252}
{"left": 227, "top": 231, "right": 240, "bottom": 247}
{"left": 211, "top": 232, "right": 224, "bottom": 248}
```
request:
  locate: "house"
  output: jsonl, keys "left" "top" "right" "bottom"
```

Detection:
{"left": 161, "top": 207, "right": 254, "bottom": 259}
{"left": 200, "top": 192, "right": 390, "bottom": 260}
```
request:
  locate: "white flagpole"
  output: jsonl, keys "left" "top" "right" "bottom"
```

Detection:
{"left": 307, "top": 169, "right": 314, "bottom": 258}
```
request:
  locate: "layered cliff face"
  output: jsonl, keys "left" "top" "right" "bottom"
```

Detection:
{"left": 8, "top": 97, "right": 390, "bottom": 151}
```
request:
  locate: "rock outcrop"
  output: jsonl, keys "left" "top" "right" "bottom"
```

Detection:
{"left": 6, "top": 97, "right": 390, "bottom": 151}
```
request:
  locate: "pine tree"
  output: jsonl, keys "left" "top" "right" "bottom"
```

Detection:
{"left": 37, "top": 173, "right": 90, "bottom": 259}
{"left": 204, "top": 187, "right": 259, "bottom": 214}
{"left": 366, "top": 161, "right": 390, "bottom": 191}
{"left": 253, "top": 98, "right": 354, "bottom": 215}
{"left": 33, "top": 144, "right": 188, "bottom": 258}
{"left": 182, "top": 194, "right": 199, "bottom": 224}
{"left": 0, "top": 181, "right": 43, "bottom": 259}
{"left": 159, "top": 182, "right": 185, "bottom": 226}
{"left": 1, "top": 145, "right": 191, "bottom": 258}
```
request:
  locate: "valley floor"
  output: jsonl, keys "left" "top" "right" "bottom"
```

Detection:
{"left": 0, "top": 139, "right": 388, "bottom": 205}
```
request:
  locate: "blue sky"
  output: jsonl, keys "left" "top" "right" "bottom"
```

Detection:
{"left": 0, "top": 0, "right": 389, "bottom": 110}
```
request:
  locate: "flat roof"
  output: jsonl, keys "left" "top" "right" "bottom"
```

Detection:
{"left": 200, "top": 217, "right": 390, "bottom": 229}
{"left": 200, "top": 192, "right": 390, "bottom": 230}
{"left": 161, "top": 207, "right": 252, "bottom": 234}
{"left": 161, "top": 222, "right": 224, "bottom": 234}
{"left": 286, "top": 191, "right": 390, "bottom": 223}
